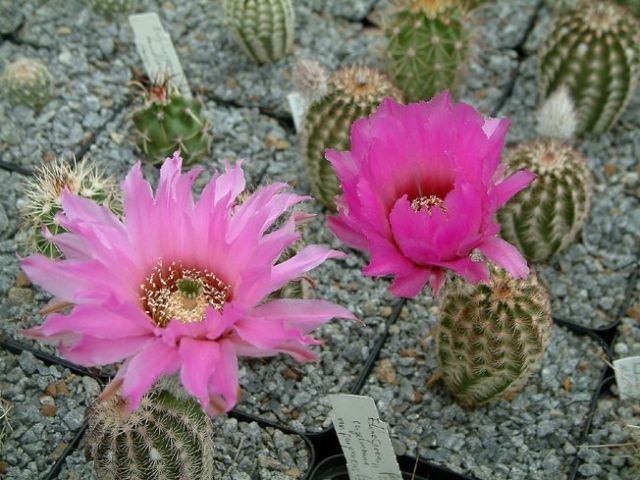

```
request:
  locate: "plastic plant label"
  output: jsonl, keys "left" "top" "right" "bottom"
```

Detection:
{"left": 287, "top": 92, "right": 307, "bottom": 133}
{"left": 329, "top": 394, "right": 403, "bottom": 480}
{"left": 128, "top": 12, "right": 192, "bottom": 99}
{"left": 614, "top": 356, "right": 640, "bottom": 400}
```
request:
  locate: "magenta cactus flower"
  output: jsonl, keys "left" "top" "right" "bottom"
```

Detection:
{"left": 327, "top": 92, "right": 535, "bottom": 297}
{"left": 22, "top": 152, "right": 354, "bottom": 413}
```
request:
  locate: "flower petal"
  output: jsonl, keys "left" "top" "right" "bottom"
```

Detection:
{"left": 478, "top": 236, "right": 529, "bottom": 279}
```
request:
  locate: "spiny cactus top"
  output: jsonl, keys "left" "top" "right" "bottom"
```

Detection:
{"left": 437, "top": 266, "right": 553, "bottom": 406}
{"left": 22, "top": 153, "right": 354, "bottom": 413}
{"left": 223, "top": 0, "right": 295, "bottom": 64}
{"left": 385, "top": 0, "right": 468, "bottom": 102}
{"left": 87, "top": 388, "right": 215, "bottom": 480}
{"left": 21, "top": 159, "right": 118, "bottom": 259}
{"left": 85, "top": 0, "right": 138, "bottom": 19}
{"left": 132, "top": 80, "right": 211, "bottom": 167}
{"left": 327, "top": 91, "right": 535, "bottom": 298}
{"left": 498, "top": 139, "right": 592, "bottom": 264}
{"left": 538, "top": 0, "right": 640, "bottom": 135}
{"left": 0, "top": 58, "right": 53, "bottom": 110}
{"left": 302, "top": 66, "right": 402, "bottom": 210}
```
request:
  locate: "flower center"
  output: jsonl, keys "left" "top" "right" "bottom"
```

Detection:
{"left": 411, "top": 195, "right": 447, "bottom": 215}
{"left": 140, "top": 260, "right": 231, "bottom": 328}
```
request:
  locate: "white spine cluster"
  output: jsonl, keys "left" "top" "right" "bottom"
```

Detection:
{"left": 536, "top": 86, "right": 578, "bottom": 141}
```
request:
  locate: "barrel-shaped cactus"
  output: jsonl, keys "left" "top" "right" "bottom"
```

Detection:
{"left": 302, "top": 66, "right": 401, "bottom": 210}
{"left": 21, "top": 159, "right": 118, "bottom": 258}
{"left": 497, "top": 139, "right": 592, "bottom": 264}
{"left": 538, "top": 1, "right": 640, "bottom": 135}
{"left": 1, "top": 58, "right": 53, "bottom": 110}
{"left": 132, "top": 82, "right": 211, "bottom": 166}
{"left": 385, "top": 0, "right": 468, "bottom": 102}
{"left": 223, "top": 0, "right": 295, "bottom": 64}
{"left": 436, "top": 267, "right": 553, "bottom": 406}
{"left": 86, "top": 388, "right": 215, "bottom": 480}
{"left": 85, "top": 0, "right": 138, "bottom": 18}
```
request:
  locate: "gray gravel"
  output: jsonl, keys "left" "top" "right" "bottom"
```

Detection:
{"left": 575, "top": 388, "right": 640, "bottom": 480}
{"left": 58, "top": 417, "right": 311, "bottom": 480}
{"left": 361, "top": 293, "right": 607, "bottom": 480}
{"left": 0, "top": 349, "right": 100, "bottom": 479}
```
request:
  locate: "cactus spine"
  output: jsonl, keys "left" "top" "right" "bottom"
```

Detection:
{"left": 538, "top": 1, "right": 640, "bottom": 135}
{"left": 86, "top": 388, "right": 215, "bottom": 480}
{"left": 385, "top": 0, "right": 468, "bottom": 102}
{"left": 21, "top": 159, "right": 118, "bottom": 259}
{"left": 1, "top": 58, "right": 53, "bottom": 110}
{"left": 223, "top": 0, "right": 295, "bottom": 64}
{"left": 132, "top": 81, "right": 211, "bottom": 166}
{"left": 436, "top": 267, "right": 553, "bottom": 406}
{"left": 85, "top": 0, "right": 138, "bottom": 18}
{"left": 302, "top": 66, "right": 401, "bottom": 210}
{"left": 497, "top": 140, "right": 592, "bottom": 264}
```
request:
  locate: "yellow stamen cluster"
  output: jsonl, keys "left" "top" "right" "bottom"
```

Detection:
{"left": 411, "top": 195, "right": 447, "bottom": 215}
{"left": 141, "top": 260, "right": 231, "bottom": 328}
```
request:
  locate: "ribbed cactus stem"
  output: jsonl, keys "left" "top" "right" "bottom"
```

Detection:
{"left": 21, "top": 159, "right": 118, "bottom": 258}
{"left": 1, "top": 58, "right": 53, "bottom": 110}
{"left": 132, "top": 83, "right": 211, "bottom": 166}
{"left": 302, "top": 66, "right": 401, "bottom": 210}
{"left": 385, "top": 0, "right": 468, "bottom": 102}
{"left": 436, "top": 267, "right": 553, "bottom": 406}
{"left": 87, "top": 389, "right": 215, "bottom": 480}
{"left": 223, "top": 0, "right": 295, "bottom": 64}
{"left": 497, "top": 139, "right": 592, "bottom": 264}
{"left": 538, "top": 0, "right": 640, "bottom": 135}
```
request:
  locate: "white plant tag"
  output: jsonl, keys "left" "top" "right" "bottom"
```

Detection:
{"left": 287, "top": 92, "right": 307, "bottom": 133}
{"left": 613, "top": 356, "right": 640, "bottom": 400}
{"left": 329, "top": 394, "right": 403, "bottom": 480}
{"left": 128, "top": 12, "right": 192, "bottom": 99}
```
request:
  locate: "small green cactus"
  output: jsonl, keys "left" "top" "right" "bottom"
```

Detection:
{"left": 132, "top": 82, "right": 211, "bottom": 166}
{"left": 497, "top": 140, "right": 592, "bottom": 264}
{"left": 385, "top": 0, "right": 468, "bottom": 102}
{"left": 223, "top": 0, "right": 295, "bottom": 64}
{"left": 87, "top": 388, "right": 215, "bottom": 480}
{"left": 21, "top": 159, "right": 119, "bottom": 259}
{"left": 1, "top": 58, "right": 53, "bottom": 110}
{"left": 436, "top": 267, "right": 553, "bottom": 406}
{"left": 302, "top": 66, "right": 401, "bottom": 210}
{"left": 85, "top": 0, "right": 138, "bottom": 19}
{"left": 538, "top": 1, "right": 640, "bottom": 135}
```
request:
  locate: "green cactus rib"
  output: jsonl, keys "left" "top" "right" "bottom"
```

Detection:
{"left": 497, "top": 140, "right": 592, "bottom": 264}
{"left": 87, "top": 389, "right": 215, "bottom": 480}
{"left": 385, "top": 4, "right": 467, "bottom": 102}
{"left": 538, "top": 1, "right": 640, "bottom": 135}
{"left": 302, "top": 67, "right": 401, "bottom": 210}
{"left": 224, "top": 0, "right": 294, "bottom": 64}
{"left": 436, "top": 268, "right": 553, "bottom": 406}
{"left": 85, "top": 0, "right": 138, "bottom": 19}
{"left": 1, "top": 58, "right": 53, "bottom": 110}
{"left": 133, "top": 94, "right": 211, "bottom": 167}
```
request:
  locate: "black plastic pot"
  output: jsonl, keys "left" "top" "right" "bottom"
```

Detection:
{"left": 308, "top": 454, "right": 477, "bottom": 480}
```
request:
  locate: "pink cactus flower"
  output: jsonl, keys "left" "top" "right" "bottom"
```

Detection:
{"left": 327, "top": 92, "right": 535, "bottom": 298}
{"left": 22, "top": 152, "right": 354, "bottom": 413}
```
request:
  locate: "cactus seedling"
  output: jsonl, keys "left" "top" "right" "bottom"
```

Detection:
{"left": 1, "top": 58, "right": 53, "bottom": 110}
{"left": 436, "top": 266, "right": 553, "bottom": 406}
{"left": 223, "top": 0, "right": 295, "bottom": 64}
{"left": 538, "top": 0, "right": 640, "bottom": 135}
{"left": 86, "top": 388, "right": 215, "bottom": 480}
{"left": 21, "top": 159, "right": 118, "bottom": 259}
{"left": 132, "top": 79, "right": 211, "bottom": 166}
{"left": 301, "top": 66, "right": 401, "bottom": 210}
{"left": 385, "top": 0, "right": 469, "bottom": 102}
